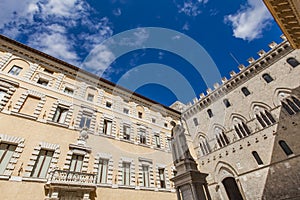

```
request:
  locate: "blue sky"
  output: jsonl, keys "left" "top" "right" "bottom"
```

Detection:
{"left": 0, "top": 0, "right": 282, "bottom": 106}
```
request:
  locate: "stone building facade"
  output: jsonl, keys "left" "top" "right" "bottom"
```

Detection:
{"left": 0, "top": 34, "right": 180, "bottom": 200}
{"left": 173, "top": 36, "right": 300, "bottom": 199}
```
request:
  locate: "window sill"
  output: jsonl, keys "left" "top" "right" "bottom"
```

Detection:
{"left": 0, "top": 175, "right": 9, "bottom": 180}
{"left": 47, "top": 120, "right": 69, "bottom": 128}
{"left": 139, "top": 186, "right": 156, "bottom": 191}
{"left": 118, "top": 185, "right": 136, "bottom": 190}
{"left": 22, "top": 177, "right": 47, "bottom": 183}
{"left": 11, "top": 111, "right": 37, "bottom": 121}
{"left": 99, "top": 133, "right": 115, "bottom": 139}
{"left": 97, "top": 183, "right": 112, "bottom": 188}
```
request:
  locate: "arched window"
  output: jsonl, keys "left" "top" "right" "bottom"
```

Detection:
{"left": 252, "top": 151, "right": 263, "bottom": 165}
{"left": 256, "top": 108, "right": 276, "bottom": 128}
{"left": 262, "top": 73, "right": 273, "bottom": 83}
{"left": 242, "top": 122, "right": 251, "bottom": 135}
{"left": 241, "top": 87, "right": 250, "bottom": 96}
{"left": 286, "top": 99, "right": 300, "bottom": 112}
{"left": 199, "top": 136, "right": 210, "bottom": 156}
{"left": 292, "top": 96, "right": 300, "bottom": 108}
{"left": 287, "top": 57, "right": 300, "bottom": 68}
{"left": 234, "top": 122, "right": 251, "bottom": 139}
{"left": 193, "top": 118, "right": 198, "bottom": 126}
{"left": 281, "top": 96, "right": 300, "bottom": 115}
{"left": 282, "top": 101, "right": 294, "bottom": 115}
{"left": 256, "top": 114, "right": 266, "bottom": 128}
{"left": 207, "top": 109, "right": 213, "bottom": 118}
{"left": 279, "top": 140, "right": 293, "bottom": 156}
{"left": 215, "top": 127, "right": 230, "bottom": 148}
{"left": 223, "top": 99, "right": 231, "bottom": 108}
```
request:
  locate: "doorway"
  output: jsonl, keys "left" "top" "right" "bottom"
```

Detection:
{"left": 222, "top": 177, "right": 244, "bottom": 200}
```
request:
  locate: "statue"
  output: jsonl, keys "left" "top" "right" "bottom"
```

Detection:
{"left": 170, "top": 121, "right": 194, "bottom": 164}
{"left": 170, "top": 121, "right": 212, "bottom": 200}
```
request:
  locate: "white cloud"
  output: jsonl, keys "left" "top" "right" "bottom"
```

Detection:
{"left": 81, "top": 44, "right": 116, "bottom": 77}
{"left": 224, "top": 0, "right": 272, "bottom": 41}
{"left": 119, "top": 28, "right": 149, "bottom": 47}
{"left": 175, "top": 0, "right": 208, "bottom": 17}
{"left": 28, "top": 32, "right": 79, "bottom": 63}
{"left": 0, "top": 0, "right": 113, "bottom": 68}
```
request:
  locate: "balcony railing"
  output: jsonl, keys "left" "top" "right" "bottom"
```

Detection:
{"left": 47, "top": 170, "right": 96, "bottom": 187}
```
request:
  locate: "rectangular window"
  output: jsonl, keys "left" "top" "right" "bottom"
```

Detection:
{"left": 87, "top": 94, "right": 94, "bottom": 102}
{"left": 139, "top": 129, "right": 146, "bottom": 144}
{"left": 122, "top": 162, "right": 130, "bottom": 185}
{"left": 64, "top": 87, "right": 74, "bottom": 95}
{"left": 167, "top": 138, "right": 171, "bottom": 150}
{"left": 19, "top": 95, "right": 40, "bottom": 116}
{"left": 44, "top": 68, "right": 54, "bottom": 74}
{"left": 142, "top": 165, "right": 150, "bottom": 187}
{"left": 0, "top": 90, "right": 6, "bottom": 102}
{"left": 70, "top": 154, "right": 84, "bottom": 172}
{"left": 97, "top": 159, "right": 108, "bottom": 184}
{"left": 159, "top": 168, "right": 166, "bottom": 188}
{"left": 123, "top": 125, "right": 130, "bottom": 140}
{"left": 164, "top": 123, "right": 168, "bottom": 128}
{"left": 0, "top": 143, "right": 17, "bottom": 174}
{"left": 8, "top": 65, "right": 22, "bottom": 76}
{"left": 31, "top": 149, "right": 54, "bottom": 178}
{"left": 155, "top": 134, "right": 160, "bottom": 148}
{"left": 52, "top": 106, "right": 68, "bottom": 123}
{"left": 106, "top": 102, "right": 112, "bottom": 108}
{"left": 152, "top": 118, "right": 156, "bottom": 123}
{"left": 37, "top": 78, "right": 49, "bottom": 86}
{"left": 103, "top": 119, "right": 112, "bottom": 135}
{"left": 79, "top": 113, "right": 92, "bottom": 129}
{"left": 123, "top": 108, "right": 129, "bottom": 114}
{"left": 138, "top": 112, "right": 143, "bottom": 119}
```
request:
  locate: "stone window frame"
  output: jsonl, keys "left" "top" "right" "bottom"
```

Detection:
{"left": 152, "top": 131, "right": 164, "bottom": 149}
{"left": 99, "top": 114, "right": 116, "bottom": 137}
{"left": 165, "top": 135, "right": 171, "bottom": 151}
{"left": 12, "top": 90, "right": 46, "bottom": 119}
{"left": 253, "top": 106, "right": 276, "bottom": 128}
{"left": 232, "top": 117, "right": 251, "bottom": 140}
{"left": 198, "top": 135, "right": 211, "bottom": 156}
{"left": 286, "top": 57, "right": 299, "bottom": 68}
{"left": 137, "top": 125, "right": 151, "bottom": 146}
{"left": 155, "top": 163, "right": 170, "bottom": 190}
{"left": 0, "top": 77, "right": 18, "bottom": 112}
{"left": 47, "top": 99, "right": 73, "bottom": 127}
{"left": 214, "top": 126, "right": 230, "bottom": 149}
{"left": 137, "top": 157, "right": 154, "bottom": 188}
{"left": 63, "top": 148, "right": 90, "bottom": 173}
{"left": 93, "top": 152, "right": 113, "bottom": 185}
{"left": 75, "top": 106, "right": 97, "bottom": 132}
{"left": 23, "top": 142, "right": 60, "bottom": 178}
{"left": 117, "top": 157, "right": 135, "bottom": 187}
{"left": 32, "top": 71, "right": 55, "bottom": 88}
{"left": 120, "top": 120, "right": 133, "bottom": 142}
{"left": 0, "top": 134, "right": 25, "bottom": 177}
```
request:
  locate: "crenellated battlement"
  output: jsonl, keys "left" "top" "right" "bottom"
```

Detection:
{"left": 182, "top": 35, "right": 292, "bottom": 118}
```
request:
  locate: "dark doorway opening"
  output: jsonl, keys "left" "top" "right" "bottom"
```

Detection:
{"left": 222, "top": 177, "right": 244, "bottom": 200}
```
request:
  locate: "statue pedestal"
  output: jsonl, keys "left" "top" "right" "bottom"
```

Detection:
{"left": 171, "top": 159, "right": 211, "bottom": 200}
